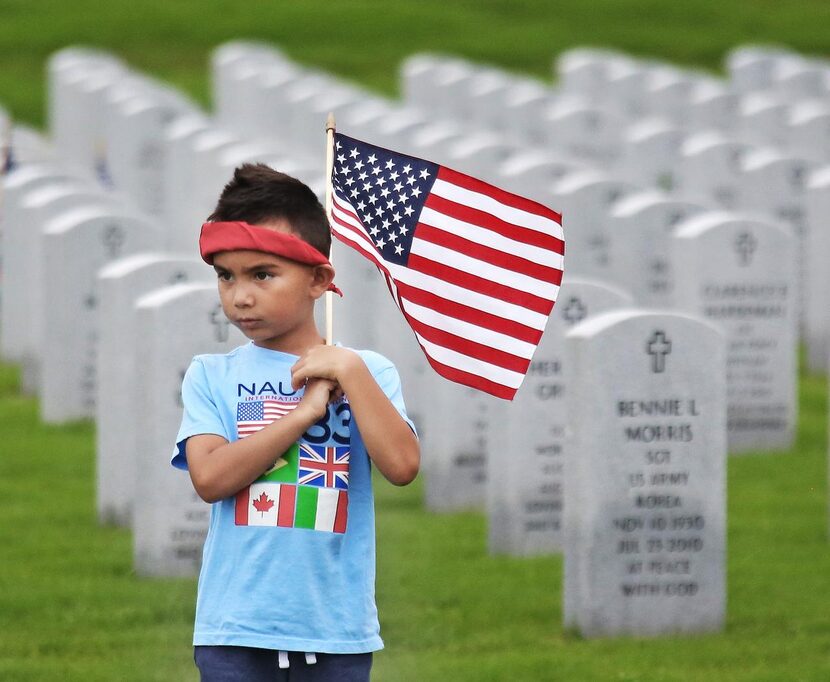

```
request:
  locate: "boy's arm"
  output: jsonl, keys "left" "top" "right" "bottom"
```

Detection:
{"left": 186, "top": 379, "right": 335, "bottom": 503}
{"left": 291, "top": 347, "right": 420, "bottom": 486}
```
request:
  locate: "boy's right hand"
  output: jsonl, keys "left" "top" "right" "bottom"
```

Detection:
{"left": 298, "top": 378, "right": 341, "bottom": 422}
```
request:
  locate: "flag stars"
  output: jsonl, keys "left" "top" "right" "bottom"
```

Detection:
{"left": 344, "top": 177, "right": 355, "bottom": 187}
{"left": 375, "top": 176, "right": 386, "bottom": 187}
{"left": 367, "top": 153, "right": 377, "bottom": 164}
{"left": 367, "top": 193, "right": 378, "bottom": 205}
{"left": 335, "top": 140, "right": 342, "bottom": 150}
{"left": 411, "top": 187, "right": 423, "bottom": 198}
{"left": 402, "top": 163, "right": 412, "bottom": 175}
{"left": 369, "top": 225, "right": 380, "bottom": 237}
{"left": 350, "top": 188, "right": 359, "bottom": 198}
{"left": 375, "top": 206, "right": 384, "bottom": 217}
{"left": 354, "top": 159, "right": 364, "bottom": 170}
{"left": 393, "top": 182, "right": 403, "bottom": 193}
{"left": 376, "top": 237, "right": 386, "bottom": 249}
{"left": 389, "top": 170, "right": 400, "bottom": 181}
{"left": 371, "top": 165, "right": 382, "bottom": 176}
{"left": 406, "top": 175, "right": 417, "bottom": 186}
{"left": 419, "top": 169, "right": 430, "bottom": 179}
{"left": 358, "top": 171, "right": 368, "bottom": 182}
{"left": 356, "top": 200, "right": 366, "bottom": 212}
{"left": 380, "top": 187, "right": 391, "bottom": 198}
{"left": 382, "top": 219, "right": 391, "bottom": 231}
{"left": 392, "top": 212, "right": 402, "bottom": 223}
{"left": 404, "top": 205, "right": 414, "bottom": 217}
{"left": 385, "top": 160, "right": 395, "bottom": 170}
{"left": 337, "top": 153, "right": 346, "bottom": 164}
{"left": 349, "top": 148, "right": 359, "bottom": 158}
{"left": 394, "top": 244, "right": 404, "bottom": 255}
{"left": 386, "top": 199, "right": 395, "bottom": 211}
{"left": 362, "top": 182, "right": 373, "bottom": 192}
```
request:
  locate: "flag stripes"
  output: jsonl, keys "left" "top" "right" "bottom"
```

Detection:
{"left": 330, "top": 133, "right": 563, "bottom": 399}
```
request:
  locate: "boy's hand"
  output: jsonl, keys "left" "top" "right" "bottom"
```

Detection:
{"left": 291, "top": 345, "right": 360, "bottom": 392}
{"left": 297, "top": 377, "right": 341, "bottom": 421}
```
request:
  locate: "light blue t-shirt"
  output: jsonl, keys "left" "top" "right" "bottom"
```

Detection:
{"left": 172, "top": 341, "right": 413, "bottom": 653}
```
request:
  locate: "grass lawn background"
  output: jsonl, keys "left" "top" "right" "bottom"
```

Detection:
{"left": 1, "top": 1, "right": 829, "bottom": 679}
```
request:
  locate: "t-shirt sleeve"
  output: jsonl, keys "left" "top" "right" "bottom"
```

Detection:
{"left": 172, "top": 357, "right": 230, "bottom": 471}
{"left": 369, "top": 358, "right": 417, "bottom": 438}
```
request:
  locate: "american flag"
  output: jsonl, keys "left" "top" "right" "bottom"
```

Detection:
{"left": 298, "top": 443, "right": 350, "bottom": 489}
{"left": 329, "top": 132, "right": 564, "bottom": 400}
{"left": 236, "top": 399, "right": 297, "bottom": 439}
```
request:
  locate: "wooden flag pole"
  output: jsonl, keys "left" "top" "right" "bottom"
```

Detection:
{"left": 324, "top": 112, "right": 336, "bottom": 345}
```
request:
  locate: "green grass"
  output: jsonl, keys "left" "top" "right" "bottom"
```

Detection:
{"left": 0, "top": 0, "right": 829, "bottom": 127}
{"left": 2, "top": 357, "right": 830, "bottom": 681}
{"left": 1, "top": 1, "right": 830, "bottom": 679}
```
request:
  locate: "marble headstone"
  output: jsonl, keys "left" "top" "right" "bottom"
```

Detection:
{"left": 133, "top": 283, "right": 244, "bottom": 577}
{"left": 673, "top": 212, "right": 797, "bottom": 453}
{"left": 607, "top": 192, "right": 707, "bottom": 307}
{"left": 487, "top": 278, "right": 633, "bottom": 556}
{"left": 805, "top": 168, "right": 830, "bottom": 372}
{"left": 96, "top": 253, "right": 213, "bottom": 526}
{"left": 39, "top": 207, "right": 161, "bottom": 423}
{"left": 564, "top": 309, "right": 726, "bottom": 637}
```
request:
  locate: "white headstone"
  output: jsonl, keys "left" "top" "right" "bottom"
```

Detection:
{"left": 9, "top": 184, "right": 118, "bottom": 395}
{"left": 488, "top": 278, "right": 633, "bottom": 556}
{"left": 672, "top": 212, "right": 797, "bottom": 453}
{"left": 96, "top": 254, "right": 213, "bottom": 526}
{"left": 39, "top": 207, "right": 162, "bottom": 423}
{"left": 543, "top": 98, "right": 624, "bottom": 166}
{"left": 496, "top": 150, "right": 586, "bottom": 205}
{"left": 563, "top": 309, "right": 726, "bottom": 637}
{"left": 607, "top": 192, "right": 708, "bottom": 306}
{"left": 1, "top": 168, "right": 90, "bottom": 362}
{"left": 738, "top": 148, "right": 813, "bottom": 330}
{"left": 549, "top": 170, "right": 640, "bottom": 280}
{"left": 618, "top": 118, "right": 686, "bottom": 192}
{"left": 803, "top": 167, "right": 830, "bottom": 372}
{"left": 725, "top": 46, "right": 795, "bottom": 94}
{"left": 677, "top": 132, "right": 754, "bottom": 209}
{"left": 787, "top": 101, "right": 830, "bottom": 164}
{"left": 133, "top": 283, "right": 245, "bottom": 577}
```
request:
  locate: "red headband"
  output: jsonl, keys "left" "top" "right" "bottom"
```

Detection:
{"left": 200, "top": 221, "right": 342, "bottom": 296}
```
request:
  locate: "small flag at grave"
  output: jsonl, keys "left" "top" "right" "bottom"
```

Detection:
{"left": 327, "top": 131, "right": 565, "bottom": 400}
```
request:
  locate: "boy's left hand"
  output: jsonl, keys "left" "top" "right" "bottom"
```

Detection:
{"left": 291, "top": 345, "right": 360, "bottom": 393}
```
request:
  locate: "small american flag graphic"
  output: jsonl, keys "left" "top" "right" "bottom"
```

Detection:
{"left": 236, "top": 399, "right": 298, "bottom": 439}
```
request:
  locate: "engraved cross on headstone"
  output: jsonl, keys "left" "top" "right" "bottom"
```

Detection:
{"left": 102, "top": 224, "right": 125, "bottom": 258}
{"left": 646, "top": 330, "right": 672, "bottom": 373}
{"left": 734, "top": 231, "right": 757, "bottom": 266}
{"left": 210, "top": 304, "right": 229, "bottom": 343}
{"left": 562, "top": 296, "right": 588, "bottom": 325}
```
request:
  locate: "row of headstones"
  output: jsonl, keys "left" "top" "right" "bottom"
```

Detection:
{"left": 393, "top": 50, "right": 830, "bottom": 379}
{"left": 206, "top": 41, "right": 830, "bottom": 377}
{"left": 400, "top": 46, "right": 830, "bottom": 166}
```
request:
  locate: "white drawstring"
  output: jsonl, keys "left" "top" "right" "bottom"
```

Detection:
{"left": 276, "top": 651, "right": 317, "bottom": 668}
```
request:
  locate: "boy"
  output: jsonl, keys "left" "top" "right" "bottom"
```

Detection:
{"left": 172, "top": 164, "right": 420, "bottom": 681}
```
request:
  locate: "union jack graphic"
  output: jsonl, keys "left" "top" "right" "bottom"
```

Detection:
{"left": 298, "top": 443, "right": 350, "bottom": 490}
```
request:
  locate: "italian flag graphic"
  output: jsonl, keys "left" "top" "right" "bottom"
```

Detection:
{"left": 234, "top": 443, "right": 349, "bottom": 534}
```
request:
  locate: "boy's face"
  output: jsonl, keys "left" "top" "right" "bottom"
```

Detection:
{"left": 212, "top": 219, "right": 330, "bottom": 351}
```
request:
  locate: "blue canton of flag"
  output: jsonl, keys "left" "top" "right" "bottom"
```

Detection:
{"left": 331, "top": 136, "right": 438, "bottom": 267}
{"left": 298, "top": 443, "right": 350, "bottom": 490}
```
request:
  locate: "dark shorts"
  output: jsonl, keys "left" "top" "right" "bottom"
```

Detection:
{"left": 194, "top": 646, "right": 373, "bottom": 682}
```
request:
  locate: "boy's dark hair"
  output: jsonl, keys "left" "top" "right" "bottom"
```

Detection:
{"left": 208, "top": 163, "right": 331, "bottom": 257}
